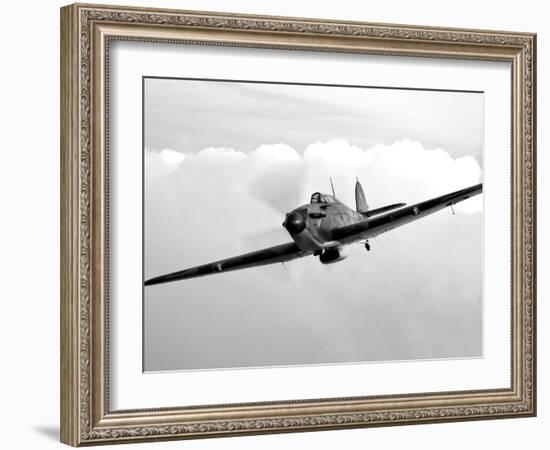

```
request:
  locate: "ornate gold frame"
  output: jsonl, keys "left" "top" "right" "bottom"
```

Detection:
{"left": 60, "top": 3, "right": 536, "bottom": 446}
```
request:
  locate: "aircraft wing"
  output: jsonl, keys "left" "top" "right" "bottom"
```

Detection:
{"left": 145, "top": 242, "right": 307, "bottom": 286}
{"left": 332, "top": 183, "right": 482, "bottom": 244}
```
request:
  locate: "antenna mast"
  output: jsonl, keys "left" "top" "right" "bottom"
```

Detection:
{"left": 329, "top": 177, "right": 336, "bottom": 197}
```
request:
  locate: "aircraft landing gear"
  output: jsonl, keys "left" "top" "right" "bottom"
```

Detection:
{"left": 364, "top": 241, "right": 371, "bottom": 251}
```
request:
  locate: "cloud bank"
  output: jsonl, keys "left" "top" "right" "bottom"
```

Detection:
{"left": 144, "top": 139, "right": 483, "bottom": 371}
{"left": 146, "top": 138, "right": 482, "bottom": 216}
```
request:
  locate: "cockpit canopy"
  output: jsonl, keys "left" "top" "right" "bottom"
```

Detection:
{"left": 310, "top": 192, "right": 337, "bottom": 204}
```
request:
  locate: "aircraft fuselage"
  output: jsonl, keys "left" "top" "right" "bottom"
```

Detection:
{"left": 283, "top": 194, "right": 365, "bottom": 254}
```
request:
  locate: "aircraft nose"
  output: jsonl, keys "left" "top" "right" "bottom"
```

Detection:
{"left": 283, "top": 211, "right": 306, "bottom": 234}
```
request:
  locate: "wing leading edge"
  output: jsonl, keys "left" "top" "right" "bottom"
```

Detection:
{"left": 144, "top": 242, "right": 307, "bottom": 286}
{"left": 145, "top": 183, "right": 482, "bottom": 286}
{"left": 332, "top": 183, "right": 482, "bottom": 243}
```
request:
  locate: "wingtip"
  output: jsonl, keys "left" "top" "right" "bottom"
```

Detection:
{"left": 144, "top": 278, "right": 158, "bottom": 287}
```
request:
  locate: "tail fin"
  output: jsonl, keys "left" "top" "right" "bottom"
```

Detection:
{"left": 355, "top": 180, "right": 369, "bottom": 213}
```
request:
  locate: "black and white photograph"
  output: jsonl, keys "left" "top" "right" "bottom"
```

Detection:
{"left": 49, "top": 1, "right": 539, "bottom": 447}
{"left": 143, "top": 77, "right": 484, "bottom": 372}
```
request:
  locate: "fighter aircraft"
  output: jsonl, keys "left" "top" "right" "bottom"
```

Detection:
{"left": 145, "top": 180, "right": 482, "bottom": 286}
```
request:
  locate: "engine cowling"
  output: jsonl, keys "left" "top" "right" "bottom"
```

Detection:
{"left": 319, "top": 248, "right": 347, "bottom": 264}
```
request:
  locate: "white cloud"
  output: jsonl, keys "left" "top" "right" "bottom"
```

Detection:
{"left": 195, "top": 146, "right": 247, "bottom": 162}
{"left": 298, "top": 139, "right": 483, "bottom": 214}
{"left": 144, "top": 148, "right": 186, "bottom": 182}
{"left": 145, "top": 139, "right": 482, "bottom": 215}
{"left": 144, "top": 139, "right": 483, "bottom": 370}
{"left": 249, "top": 143, "right": 301, "bottom": 168}
{"left": 159, "top": 148, "right": 186, "bottom": 165}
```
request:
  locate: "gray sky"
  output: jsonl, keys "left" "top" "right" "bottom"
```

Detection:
{"left": 145, "top": 78, "right": 483, "bottom": 161}
{"left": 143, "top": 78, "right": 483, "bottom": 371}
